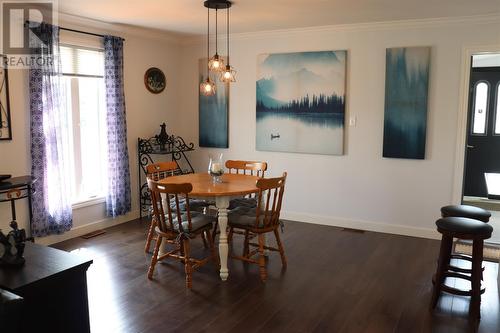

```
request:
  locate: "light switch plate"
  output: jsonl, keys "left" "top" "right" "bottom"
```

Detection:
{"left": 349, "top": 116, "right": 357, "bottom": 127}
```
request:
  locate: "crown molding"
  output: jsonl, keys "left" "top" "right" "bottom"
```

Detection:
{"left": 180, "top": 13, "right": 500, "bottom": 46}
{"left": 57, "top": 12, "right": 188, "bottom": 45}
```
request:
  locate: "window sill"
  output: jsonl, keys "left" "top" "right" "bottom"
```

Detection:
{"left": 72, "top": 196, "right": 106, "bottom": 210}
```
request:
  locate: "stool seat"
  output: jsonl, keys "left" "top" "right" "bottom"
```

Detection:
{"left": 441, "top": 205, "right": 491, "bottom": 223}
{"left": 436, "top": 217, "right": 493, "bottom": 238}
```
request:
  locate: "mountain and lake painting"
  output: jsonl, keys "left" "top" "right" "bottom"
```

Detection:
{"left": 199, "top": 58, "right": 229, "bottom": 148}
{"left": 256, "top": 51, "right": 347, "bottom": 155}
{"left": 383, "top": 47, "right": 430, "bottom": 159}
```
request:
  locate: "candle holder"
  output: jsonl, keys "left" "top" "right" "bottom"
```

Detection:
{"left": 208, "top": 153, "right": 224, "bottom": 183}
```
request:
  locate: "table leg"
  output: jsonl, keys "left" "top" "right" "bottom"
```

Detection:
{"left": 216, "top": 196, "right": 230, "bottom": 281}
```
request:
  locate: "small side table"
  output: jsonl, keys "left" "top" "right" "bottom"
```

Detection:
{"left": 0, "top": 176, "right": 37, "bottom": 240}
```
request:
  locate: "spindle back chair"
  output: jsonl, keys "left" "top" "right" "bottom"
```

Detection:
{"left": 229, "top": 172, "right": 287, "bottom": 281}
{"left": 147, "top": 179, "right": 217, "bottom": 289}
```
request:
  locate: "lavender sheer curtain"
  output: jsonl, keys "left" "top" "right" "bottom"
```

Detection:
{"left": 104, "top": 36, "right": 131, "bottom": 217}
{"left": 29, "top": 23, "right": 73, "bottom": 236}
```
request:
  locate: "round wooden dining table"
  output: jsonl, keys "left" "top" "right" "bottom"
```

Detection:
{"left": 159, "top": 173, "right": 260, "bottom": 281}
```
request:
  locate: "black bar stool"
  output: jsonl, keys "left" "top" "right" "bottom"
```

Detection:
{"left": 430, "top": 216, "right": 493, "bottom": 319}
{"left": 441, "top": 204, "right": 491, "bottom": 223}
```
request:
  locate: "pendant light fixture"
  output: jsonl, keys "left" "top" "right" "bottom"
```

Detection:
{"left": 200, "top": 6, "right": 216, "bottom": 96}
{"left": 204, "top": 0, "right": 235, "bottom": 83}
{"left": 220, "top": 3, "right": 236, "bottom": 83}
{"left": 208, "top": 8, "right": 224, "bottom": 72}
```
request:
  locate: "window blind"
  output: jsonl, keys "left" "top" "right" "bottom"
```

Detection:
{"left": 61, "top": 45, "right": 104, "bottom": 77}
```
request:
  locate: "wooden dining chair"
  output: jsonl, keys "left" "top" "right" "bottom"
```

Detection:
{"left": 211, "top": 160, "right": 268, "bottom": 242}
{"left": 147, "top": 179, "right": 218, "bottom": 289}
{"left": 144, "top": 162, "right": 209, "bottom": 253}
{"left": 228, "top": 172, "right": 287, "bottom": 281}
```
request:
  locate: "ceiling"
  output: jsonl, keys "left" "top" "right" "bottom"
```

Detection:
{"left": 59, "top": 0, "right": 500, "bottom": 36}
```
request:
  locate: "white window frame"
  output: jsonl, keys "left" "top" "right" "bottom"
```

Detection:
{"left": 61, "top": 43, "right": 107, "bottom": 206}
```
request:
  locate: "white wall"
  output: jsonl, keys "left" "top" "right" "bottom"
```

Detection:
{"left": 0, "top": 14, "right": 185, "bottom": 244}
{"left": 178, "top": 16, "right": 500, "bottom": 239}
{"left": 2, "top": 13, "right": 500, "bottom": 245}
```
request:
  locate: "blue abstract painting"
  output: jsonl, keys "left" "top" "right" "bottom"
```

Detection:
{"left": 383, "top": 47, "right": 430, "bottom": 159}
{"left": 256, "top": 51, "right": 346, "bottom": 155}
{"left": 199, "top": 58, "right": 228, "bottom": 148}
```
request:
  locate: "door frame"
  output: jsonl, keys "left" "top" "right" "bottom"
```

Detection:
{"left": 452, "top": 45, "right": 500, "bottom": 204}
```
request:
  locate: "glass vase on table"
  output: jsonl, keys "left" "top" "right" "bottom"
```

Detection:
{"left": 208, "top": 153, "right": 224, "bottom": 184}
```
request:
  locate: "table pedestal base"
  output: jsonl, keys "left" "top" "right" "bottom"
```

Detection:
{"left": 216, "top": 196, "right": 230, "bottom": 281}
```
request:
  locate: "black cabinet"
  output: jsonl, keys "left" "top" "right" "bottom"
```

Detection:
{"left": 0, "top": 243, "right": 93, "bottom": 333}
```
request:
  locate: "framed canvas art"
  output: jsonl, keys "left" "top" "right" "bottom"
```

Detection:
{"left": 256, "top": 51, "right": 346, "bottom": 155}
{"left": 383, "top": 47, "right": 431, "bottom": 159}
{"left": 198, "top": 58, "right": 229, "bottom": 148}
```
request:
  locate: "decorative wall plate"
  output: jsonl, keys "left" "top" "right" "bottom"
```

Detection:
{"left": 144, "top": 67, "right": 166, "bottom": 94}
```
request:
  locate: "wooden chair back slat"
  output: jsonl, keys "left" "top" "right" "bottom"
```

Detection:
{"left": 225, "top": 160, "right": 268, "bottom": 178}
{"left": 147, "top": 178, "right": 193, "bottom": 233}
{"left": 254, "top": 172, "right": 287, "bottom": 229}
{"left": 146, "top": 161, "right": 179, "bottom": 181}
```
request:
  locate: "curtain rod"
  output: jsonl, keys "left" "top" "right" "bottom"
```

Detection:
{"left": 25, "top": 21, "right": 125, "bottom": 41}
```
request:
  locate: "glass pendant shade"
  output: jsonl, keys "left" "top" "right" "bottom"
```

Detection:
{"left": 220, "top": 65, "right": 236, "bottom": 83}
{"left": 200, "top": 77, "right": 216, "bottom": 96}
{"left": 208, "top": 53, "right": 224, "bottom": 72}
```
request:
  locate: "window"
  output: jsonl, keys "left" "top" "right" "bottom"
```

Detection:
{"left": 61, "top": 45, "right": 107, "bottom": 204}
{"left": 471, "top": 82, "right": 489, "bottom": 135}
{"left": 495, "top": 83, "right": 500, "bottom": 135}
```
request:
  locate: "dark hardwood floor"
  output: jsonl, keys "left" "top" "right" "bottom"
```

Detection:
{"left": 53, "top": 219, "right": 500, "bottom": 333}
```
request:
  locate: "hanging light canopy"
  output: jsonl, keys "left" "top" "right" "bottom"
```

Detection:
{"left": 200, "top": 6, "right": 216, "bottom": 96}
{"left": 204, "top": 0, "right": 235, "bottom": 83}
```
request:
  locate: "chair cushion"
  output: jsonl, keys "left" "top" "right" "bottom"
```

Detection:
{"left": 436, "top": 217, "right": 493, "bottom": 238}
{"left": 162, "top": 196, "right": 210, "bottom": 212}
{"left": 440, "top": 205, "right": 491, "bottom": 222}
{"left": 229, "top": 197, "right": 257, "bottom": 210}
{"left": 228, "top": 207, "right": 264, "bottom": 228}
{"left": 163, "top": 212, "right": 215, "bottom": 233}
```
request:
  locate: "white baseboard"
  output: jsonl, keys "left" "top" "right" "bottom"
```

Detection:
{"left": 36, "top": 210, "right": 140, "bottom": 246}
{"left": 281, "top": 210, "right": 441, "bottom": 240}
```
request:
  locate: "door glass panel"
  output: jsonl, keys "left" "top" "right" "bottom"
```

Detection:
{"left": 495, "top": 84, "right": 500, "bottom": 134}
{"left": 472, "top": 82, "right": 489, "bottom": 135}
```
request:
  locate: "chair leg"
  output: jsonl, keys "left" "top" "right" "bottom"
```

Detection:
{"left": 144, "top": 218, "right": 157, "bottom": 253}
{"left": 258, "top": 234, "right": 267, "bottom": 282}
{"left": 228, "top": 227, "right": 234, "bottom": 244}
{"left": 243, "top": 230, "right": 250, "bottom": 257}
{"left": 212, "top": 222, "right": 218, "bottom": 243}
{"left": 470, "top": 238, "right": 484, "bottom": 319}
{"left": 147, "top": 236, "right": 162, "bottom": 280}
{"left": 430, "top": 234, "right": 453, "bottom": 309}
{"left": 206, "top": 229, "right": 219, "bottom": 266}
{"left": 274, "top": 229, "right": 287, "bottom": 268}
{"left": 183, "top": 238, "right": 193, "bottom": 289}
{"left": 201, "top": 232, "right": 208, "bottom": 249}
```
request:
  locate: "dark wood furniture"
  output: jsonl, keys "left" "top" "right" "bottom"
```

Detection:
{"left": 0, "top": 176, "right": 36, "bottom": 239}
{"left": 137, "top": 134, "right": 195, "bottom": 219}
{"left": 147, "top": 179, "right": 218, "bottom": 289}
{"left": 0, "top": 243, "right": 93, "bottom": 333}
{"left": 228, "top": 172, "right": 287, "bottom": 281}
{"left": 431, "top": 216, "right": 493, "bottom": 320}
{"left": 441, "top": 204, "right": 491, "bottom": 222}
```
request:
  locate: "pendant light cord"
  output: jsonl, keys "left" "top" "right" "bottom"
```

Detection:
{"left": 215, "top": 8, "right": 218, "bottom": 54}
{"left": 227, "top": 5, "right": 230, "bottom": 65}
{"left": 207, "top": 7, "right": 210, "bottom": 77}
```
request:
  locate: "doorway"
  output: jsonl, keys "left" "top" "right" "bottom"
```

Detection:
{"left": 462, "top": 53, "right": 500, "bottom": 243}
